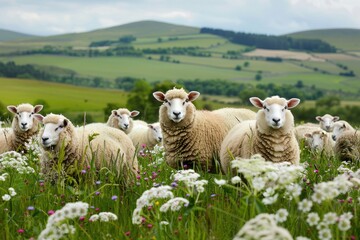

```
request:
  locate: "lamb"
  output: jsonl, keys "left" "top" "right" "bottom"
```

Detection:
{"left": 128, "top": 122, "right": 163, "bottom": 149}
{"left": 0, "top": 103, "right": 43, "bottom": 154}
{"left": 106, "top": 108, "right": 140, "bottom": 134}
{"left": 220, "top": 95, "right": 300, "bottom": 174}
{"left": 331, "top": 120, "right": 355, "bottom": 141}
{"left": 304, "top": 130, "right": 335, "bottom": 156}
{"left": 153, "top": 88, "right": 245, "bottom": 172}
{"left": 35, "top": 113, "right": 138, "bottom": 182}
{"left": 316, "top": 114, "right": 339, "bottom": 132}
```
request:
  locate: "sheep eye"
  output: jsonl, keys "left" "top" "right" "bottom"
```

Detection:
{"left": 263, "top": 106, "right": 269, "bottom": 112}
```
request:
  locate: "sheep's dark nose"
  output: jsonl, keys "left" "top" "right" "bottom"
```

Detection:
{"left": 42, "top": 137, "right": 49, "bottom": 142}
{"left": 21, "top": 122, "right": 27, "bottom": 127}
{"left": 272, "top": 118, "right": 280, "bottom": 124}
{"left": 124, "top": 124, "right": 129, "bottom": 128}
{"left": 158, "top": 137, "right": 162, "bottom": 142}
{"left": 332, "top": 135, "right": 336, "bottom": 141}
{"left": 173, "top": 112, "right": 181, "bottom": 117}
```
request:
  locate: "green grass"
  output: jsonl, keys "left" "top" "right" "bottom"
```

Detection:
{"left": 0, "top": 77, "right": 128, "bottom": 121}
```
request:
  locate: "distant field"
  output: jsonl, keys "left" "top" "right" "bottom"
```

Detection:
{"left": 0, "top": 77, "right": 128, "bottom": 121}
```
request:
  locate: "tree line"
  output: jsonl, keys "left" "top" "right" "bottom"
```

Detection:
{"left": 200, "top": 28, "right": 336, "bottom": 53}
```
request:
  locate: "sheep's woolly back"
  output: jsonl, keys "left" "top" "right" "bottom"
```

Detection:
{"left": 334, "top": 128, "right": 360, "bottom": 162}
{"left": 0, "top": 128, "right": 15, "bottom": 153}
{"left": 295, "top": 123, "right": 321, "bottom": 142}
{"left": 106, "top": 108, "right": 134, "bottom": 134}
{"left": 212, "top": 108, "right": 256, "bottom": 131}
{"left": 128, "top": 124, "right": 158, "bottom": 149}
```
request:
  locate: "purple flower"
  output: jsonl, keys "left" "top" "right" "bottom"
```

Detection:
{"left": 27, "top": 206, "right": 35, "bottom": 211}
{"left": 95, "top": 191, "right": 100, "bottom": 195}
{"left": 81, "top": 169, "right": 86, "bottom": 174}
{"left": 111, "top": 195, "right": 118, "bottom": 201}
{"left": 95, "top": 181, "right": 101, "bottom": 185}
{"left": 171, "top": 182, "right": 178, "bottom": 188}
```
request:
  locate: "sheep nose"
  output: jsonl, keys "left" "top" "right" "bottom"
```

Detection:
{"left": 158, "top": 137, "right": 162, "bottom": 142}
{"left": 124, "top": 124, "right": 129, "bottom": 128}
{"left": 332, "top": 135, "right": 336, "bottom": 141}
{"left": 42, "top": 137, "right": 49, "bottom": 142}
{"left": 173, "top": 112, "right": 181, "bottom": 117}
{"left": 272, "top": 118, "right": 280, "bottom": 124}
{"left": 21, "top": 122, "right": 27, "bottom": 127}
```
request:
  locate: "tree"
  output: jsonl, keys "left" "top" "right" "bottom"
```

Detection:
{"left": 239, "top": 88, "right": 267, "bottom": 105}
{"left": 235, "top": 65, "right": 242, "bottom": 71}
{"left": 316, "top": 96, "right": 341, "bottom": 108}
{"left": 126, "top": 80, "right": 152, "bottom": 120}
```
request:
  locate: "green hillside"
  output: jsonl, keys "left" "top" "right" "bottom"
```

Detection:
{"left": 287, "top": 28, "right": 360, "bottom": 51}
{"left": 0, "top": 29, "right": 36, "bottom": 41}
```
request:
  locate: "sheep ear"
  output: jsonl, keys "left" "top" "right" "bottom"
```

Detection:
{"left": 63, "top": 119, "right": 68, "bottom": 127}
{"left": 130, "top": 111, "right": 140, "bottom": 117}
{"left": 333, "top": 116, "right": 340, "bottom": 122}
{"left": 34, "top": 114, "right": 44, "bottom": 123}
{"left": 34, "top": 105, "right": 43, "bottom": 113}
{"left": 153, "top": 91, "right": 166, "bottom": 102}
{"left": 315, "top": 116, "right": 322, "bottom": 122}
{"left": 148, "top": 124, "right": 154, "bottom": 129}
{"left": 7, "top": 105, "right": 17, "bottom": 114}
{"left": 112, "top": 110, "right": 118, "bottom": 116}
{"left": 249, "top": 97, "right": 263, "bottom": 108}
{"left": 287, "top": 98, "right": 300, "bottom": 109}
{"left": 188, "top": 91, "right": 200, "bottom": 102}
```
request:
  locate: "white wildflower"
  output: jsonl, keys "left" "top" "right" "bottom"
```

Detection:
{"left": 98, "top": 212, "right": 118, "bottom": 222}
{"left": 338, "top": 218, "right": 351, "bottom": 231}
{"left": 285, "top": 183, "right": 302, "bottom": 199}
{"left": 231, "top": 176, "right": 241, "bottom": 184}
{"left": 0, "top": 151, "right": 35, "bottom": 174}
{"left": 340, "top": 212, "right": 353, "bottom": 221}
{"left": 160, "top": 197, "right": 189, "bottom": 212}
{"left": 8, "top": 187, "right": 16, "bottom": 197}
{"left": 298, "top": 199, "right": 313, "bottom": 213}
{"left": 296, "top": 236, "right": 311, "bottom": 240}
{"left": 89, "top": 214, "right": 100, "bottom": 222}
{"left": 323, "top": 212, "right": 337, "bottom": 225}
{"left": 252, "top": 176, "right": 265, "bottom": 191}
{"left": 160, "top": 221, "right": 169, "bottom": 225}
{"left": 214, "top": 178, "right": 227, "bottom": 186}
{"left": 262, "top": 194, "right": 278, "bottom": 205}
{"left": 275, "top": 208, "right": 288, "bottom": 223}
{"left": 2, "top": 194, "right": 11, "bottom": 201}
{"left": 0, "top": 173, "right": 9, "bottom": 181}
{"left": 306, "top": 212, "right": 320, "bottom": 226}
{"left": 318, "top": 228, "right": 332, "bottom": 240}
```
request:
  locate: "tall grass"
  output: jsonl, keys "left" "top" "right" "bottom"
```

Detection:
{"left": 0, "top": 139, "right": 359, "bottom": 239}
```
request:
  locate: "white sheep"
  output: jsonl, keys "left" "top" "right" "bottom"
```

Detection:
{"left": 220, "top": 95, "right": 300, "bottom": 174}
{"left": 304, "top": 130, "right": 335, "bottom": 156}
{"left": 128, "top": 122, "right": 163, "bottom": 149}
{"left": 35, "top": 113, "right": 138, "bottom": 182}
{"left": 295, "top": 123, "right": 321, "bottom": 142}
{"left": 0, "top": 103, "right": 43, "bottom": 154}
{"left": 153, "top": 88, "right": 239, "bottom": 172}
{"left": 331, "top": 120, "right": 355, "bottom": 141}
{"left": 106, "top": 108, "right": 140, "bottom": 134}
{"left": 211, "top": 107, "right": 256, "bottom": 131}
{"left": 316, "top": 114, "right": 339, "bottom": 132}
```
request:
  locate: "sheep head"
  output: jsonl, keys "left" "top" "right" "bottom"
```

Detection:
{"left": 35, "top": 113, "right": 69, "bottom": 149}
{"left": 7, "top": 104, "right": 43, "bottom": 132}
{"left": 315, "top": 114, "right": 339, "bottom": 132}
{"left": 250, "top": 96, "right": 300, "bottom": 130}
{"left": 149, "top": 123, "right": 163, "bottom": 142}
{"left": 304, "top": 130, "right": 327, "bottom": 151}
{"left": 111, "top": 108, "right": 139, "bottom": 131}
{"left": 332, "top": 121, "right": 350, "bottom": 141}
{"left": 153, "top": 88, "right": 200, "bottom": 123}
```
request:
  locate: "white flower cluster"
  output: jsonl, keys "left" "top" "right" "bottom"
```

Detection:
{"left": 0, "top": 173, "right": 8, "bottom": 181}
{"left": 132, "top": 185, "right": 174, "bottom": 224}
{"left": 148, "top": 145, "right": 165, "bottom": 166}
{"left": 24, "top": 136, "right": 42, "bottom": 161}
{"left": 231, "top": 154, "right": 305, "bottom": 204}
{"left": 1, "top": 187, "right": 17, "bottom": 201}
{"left": 160, "top": 197, "right": 189, "bottom": 212}
{"left": 0, "top": 151, "right": 35, "bottom": 174}
{"left": 172, "top": 169, "right": 208, "bottom": 194}
{"left": 38, "top": 201, "right": 89, "bottom": 240}
{"left": 233, "top": 213, "right": 293, "bottom": 240}
{"left": 89, "top": 212, "right": 118, "bottom": 222}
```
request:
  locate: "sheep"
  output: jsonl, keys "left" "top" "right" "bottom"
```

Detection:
{"left": 316, "top": 114, "right": 339, "bottom": 132}
{"left": 153, "top": 88, "right": 236, "bottom": 172}
{"left": 211, "top": 107, "right": 256, "bottom": 131}
{"left": 35, "top": 113, "right": 138, "bottom": 182}
{"left": 304, "top": 130, "right": 335, "bottom": 156}
{"left": 220, "top": 95, "right": 300, "bottom": 174}
{"left": 331, "top": 120, "right": 355, "bottom": 141}
{"left": 106, "top": 108, "right": 140, "bottom": 134}
{"left": 294, "top": 123, "right": 321, "bottom": 142}
{"left": 334, "top": 129, "right": 360, "bottom": 162}
{"left": 128, "top": 122, "right": 163, "bottom": 149}
{"left": 0, "top": 103, "right": 43, "bottom": 154}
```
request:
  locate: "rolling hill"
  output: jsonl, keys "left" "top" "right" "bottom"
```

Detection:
{"left": 0, "top": 29, "right": 36, "bottom": 41}
{"left": 287, "top": 28, "right": 360, "bottom": 52}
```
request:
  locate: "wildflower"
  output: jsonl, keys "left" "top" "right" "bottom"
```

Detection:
{"left": 95, "top": 191, "right": 100, "bottom": 195}
{"left": 340, "top": 212, "right": 353, "bottom": 221}
{"left": 275, "top": 208, "right": 288, "bottom": 223}
{"left": 285, "top": 184, "right": 302, "bottom": 199}
{"left": 89, "top": 214, "right": 100, "bottom": 222}
{"left": 95, "top": 181, "right": 101, "bottom": 185}
{"left": 27, "top": 206, "right": 35, "bottom": 211}
{"left": 262, "top": 194, "right": 278, "bottom": 205}
{"left": 0, "top": 173, "right": 8, "bottom": 181}
{"left": 111, "top": 195, "right": 118, "bottom": 201}
{"left": 17, "top": 229, "right": 25, "bottom": 234}
{"left": 0, "top": 151, "right": 35, "bottom": 174}
{"left": 252, "top": 176, "right": 265, "bottom": 191}
{"left": 147, "top": 224, "right": 153, "bottom": 229}
{"left": 48, "top": 210, "right": 55, "bottom": 215}
{"left": 81, "top": 169, "right": 86, "bottom": 174}
{"left": 160, "top": 221, "right": 169, "bottom": 225}
{"left": 160, "top": 197, "right": 189, "bottom": 212}
{"left": 2, "top": 194, "right": 11, "bottom": 201}
{"left": 296, "top": 237, "right": 311, "bottom": 240}
{"left": 306, "top": 212, "right": 320, "bottom": 226}
{"left": 298, "top": 199, "right": 313, "bottom": 213}
{"left": 338, "top": 218, "right": 351, "bottom": 231}
{"left": 79, "top": 216, "right": 85, "bottom": 221}
{"left": 214, "top": 178, "right": 227, "bottom": 186}
{"left": 210, "top": 194, "right": 216, "bottom": 198}
{"left": 323, "top": 212, "right": 337, "bottom": 225}
{"left": 90, "top": 212, "right": 117, "bottom": 222}
{"left": 231, "top": 176, "right": 241, "bottom": 184}
{"left": 318, "top": 228, "right": 332, "bottom": 240}
{"left": 8, "top": 187, "right": 16, "bottom": 197}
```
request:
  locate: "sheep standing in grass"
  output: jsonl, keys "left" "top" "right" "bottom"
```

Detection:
{"left": 304, "top": 130, "right": 335, "bottom": 156}
{"left": 331, "top": 120, "right": 355, "bottom": 141}
{"left": 35, "top": 113, "right": 138, "bottom": 182}
{"left": 295, "top": 123, "right": 321, "bottom": 142}
{"left": 220, "top": 96, "right": 300, "bottom": 174}
{"left": 0, "top": 104, "right": 43, "bottom": 154}
{"left": 128, "top": 122, "right": 163, "bottom": 149}
{"left": 106, "top": 108, "right": 140, "bottom": 134}
{"left": 331, "top": 120, "right": 360, "bottom": 161}
{"left": 316, "top": 114, "right": 339, "bottom": 132}
{"left": 154, "top": 88, "right": 241, "bottom": 172}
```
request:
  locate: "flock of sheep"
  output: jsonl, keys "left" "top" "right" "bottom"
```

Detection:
{"left": 0, "top": 87, "right": 358, "bottom": 184}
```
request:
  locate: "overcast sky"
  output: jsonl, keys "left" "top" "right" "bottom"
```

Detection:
{"left": 1, "top": 0, "right": 359, "bottom": 36}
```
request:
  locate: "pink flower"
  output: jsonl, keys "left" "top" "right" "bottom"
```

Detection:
{"left": 125, "top": 231, "right": 131, "bottom": 236}
{"left": 79, "top": 216, "right": 85, "bottom": 221}
{"left": 17, "top": 229, "right": 25, "bottom": 234}
{"left": 47, "top": 210, "right": 55, "bottom": 215}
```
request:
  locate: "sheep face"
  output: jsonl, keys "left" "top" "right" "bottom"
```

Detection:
{"left": 332, "top": 122, "right": 347, "bottom": 141}
{"left": 250, "top": 96, "right": 300, "bottom": 129}
{"left": 153, "top": 90, "right": 200, "bottom": 123}
{"left": 305, "top": 131, "right": 325, "bottom": 151}
{"left": 7, "top": 104, "right": 43, "bottom": 132}
{"left": 149, "top": 123, "right": 163, "bottom": 142}
{"left": 39, "top": 117, "right": 68, "bottom": 148}
{"left": 316, "top": 114, "right": 339, "bottom": 132}
{"left": 112, "top": 110, "right": 139, "bottom": 131}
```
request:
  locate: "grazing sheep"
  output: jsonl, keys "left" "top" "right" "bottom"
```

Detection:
{"left": 212, "top": 108, "right": 256, "bottom": 131}
{"left": 331, "top": 120, "right": 355, "bottom": 141}
{"left": 153, "top": 88, "right": 233, "bottom": 172}
{"left": 35, "top": 113, "right": 138, "bottom": 182}
{"left": 316, "top": 114, "right": 339, "bottom": 132}
{"left": 334, "top": 129, "right": 360, "bottom": 162}
{"left": 295, "top": 123, "right": 321, "bottom": 142}
{"left": 220, "top": 96, "right": 300, "bottom": 174}
{"left": 128, "top": 122, "right": 163, "bottom": 149}
{"left": 106, "top": 108, "right": 140, "bottom": 134}
{"left": 304, "top": 130, "right": 335, "bottom": 156}
{"left": 0, "top": 104, "right": 43, "bottom": 154}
